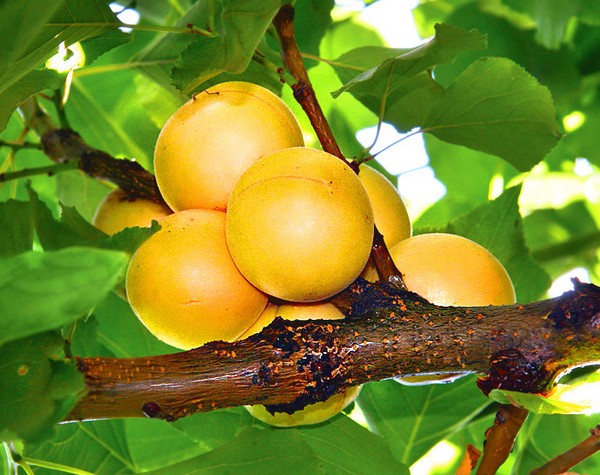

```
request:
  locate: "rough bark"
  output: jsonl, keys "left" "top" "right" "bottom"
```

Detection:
{"left": 66, "top": 278, "right": 600, "bottom": 423}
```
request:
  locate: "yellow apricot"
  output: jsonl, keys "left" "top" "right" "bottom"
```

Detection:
{"left": 226, "top": 147, "right": 374, "bottom": 302}
{"left": 92, "top": 188, "right": 172, "bottom": 236}
{"left": 125, "top": 209, "right": 268, "bottom": 350}
{"left": 241, "top": 300, "right": 360, "bottom": 427}
{"left": 154, "top": 81, "right": 304, "bottom": 212}
{"left": 389, "top": 233, "right": 516, "bottom": 306}
{"left": 390, "top": 233, "right": 516, "bottom": 385}
{"left": 246, "top": 386, "right": 362, "bottom": 427}
{"left": 359, "top": 165, "right": 411, "bottom": 247}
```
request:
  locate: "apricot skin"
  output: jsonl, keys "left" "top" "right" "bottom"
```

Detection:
{"left": 240, "top": 301, "right": 360, "bottom": 427}
{"left": 226, "top": 147, "right": 374, "bottom": 302}
{"left": 92, "top": 188, "right": 172, "bottom": 236}
{"left": 154, "top": 81, "right": 304, "bottom": 212}
{"left": 389, "top": 233, "right": 516, "bottom": 307}
{"left": 125, "top": 209, "right": 268, "bottom": 350}
{"left": 359, "top": 165, "right": 411, "bottom": 247}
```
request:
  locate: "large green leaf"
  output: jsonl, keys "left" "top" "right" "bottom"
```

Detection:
{"left": 0, "top": 247, "right": 128, "bottom": 346}
{"left": 171, "top": 0, "right": 286, "bottom": 94}
{"left": 0, "top": 332, "right": 84, "bottom": 443}
{"left": 333, "top": 23, "right": 486, "bottom": 98}
{"left": 147, "top": 416, "right": 408, "bottom": 475}
{"left": 357, "top": 377, "right": 490, "bottom": 466}
{"left": 423, "top": 57, "right": 561, "bottom": 172}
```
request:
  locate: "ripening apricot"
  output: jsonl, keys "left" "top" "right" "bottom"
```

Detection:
{"left": 390, "top": 233, "right": 516, "bottom": 385}
{"left": 92, "top": 188, "right": 172, "bottom": 236}
{"left": 226, "top": 147, "right": 374, "bottom": 302}
{"left": 241, "top": 301, "right": 360, "bottom": 427}
{"left": 125, "top": 209, "right": 268, "bottom": 350}
{"left": 246, "top": 386, "right": 362, "bottom": 427}
{"left": 359, "top": 165, "right": 411, "bottom": 247}
{"left": 154, "top": 81, "right": 304, "bottom": 212}
{"left": 389, "top": 233, "right": 516, "bottom": 306}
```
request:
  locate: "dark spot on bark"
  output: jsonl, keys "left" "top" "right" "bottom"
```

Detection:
{"left": 252, "top": 364, "right": 273, "bottom": 386}
{"left": 142, "top": 401, "right": 162, "bottom": 419}
{"left": 477, "top": 349, "right": 552, "bottom": 395}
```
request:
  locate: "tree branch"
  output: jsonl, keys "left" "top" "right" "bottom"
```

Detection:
{"left": 65, "top": 279, "right": 600, "bottom": 422}
{"left": 475, "top": 405, "right": 529, "bottom": 475}
{"left": 530, "top": 424, "right": 600, "bottom": 475}
{"left": 17, "top": 97, "right": 166, "bottom": 204}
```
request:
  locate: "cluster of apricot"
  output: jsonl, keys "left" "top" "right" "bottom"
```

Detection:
{"left": 92, "top": 81, "right": 515, "bottom": 426}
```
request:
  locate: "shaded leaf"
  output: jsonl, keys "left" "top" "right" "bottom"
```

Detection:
{"left": 27, "top": 419, "right": 134, "bottom": 474}
{"left": 358, "top": 377, "right": 490, "bottom": 465}
{"left": 423, "top": 57, "right": 561, "bottom": 171}
{"left": 0, "top": 247, "right": 128, "bottom": 346}
{"left": 0, "top": 332, "right": 84, "bottom": 442}
{"left": 0, "top": 200, "right": 34, "bottom": 258}
{"left": 172, "top": 0, "right": 286, "bottom": 94}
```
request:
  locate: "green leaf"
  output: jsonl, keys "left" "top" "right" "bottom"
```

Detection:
{"left": 146, "top": 416, "right": 408, "bottom": 475}
{"left": 0, "top": 332, "right": 84, "bottom": 442}
{"left": 0, "top": 247, "right": 128, "bottom": 346}
{"left": 333, "top": 23, "right": 487, "bottom": 99}
{"left": 423, "top": 57, "right": 561, "bottom": 171}
{"left": 27, "top": 419, "right": 135, "bottom": 473}
{"left": 357, "top": 377, "right": 490, "bottom": 465}
{"left": 444, "top": 185, "right": 552, "bottom": 302}
{"left": 0, "top": 200, "right": 34, "bottom": 258}
{"left": 0, "top": 0, "right": 120, "bottom": 132}
{"left": 171, "top": 0, "right": 286, "bottom": 94}
{"left": 0, "top": 69, "right": 66, "bottom": 132}
{"left": 490, "top": 371, "right": 600, "bottom": 414}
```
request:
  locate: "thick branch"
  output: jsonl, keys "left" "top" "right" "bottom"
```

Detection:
{"left": 66, "top": 280, "right": 600, "bottom": 422}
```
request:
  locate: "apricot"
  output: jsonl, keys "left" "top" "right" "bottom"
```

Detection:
{"left": 154, "top": 81, "right": 304, "bottom": 212}
{"left": 240, "top": 300, "right": 360, "bottom": 427}
{"left": 359, "top": 165, "right": 411, "bottom": 247}
{"left": 389, "top": 233, "right": 516, "bottom": 307}
{"left": 92, "top": 188, "right": 172, "bottom": 236}
{"left": 226, "top": 147, "right": 374, "bottom": 302}
{"left": 125, "top": 209, "right": 268, "bottom": 350}
{"left": 390, "top": 233, "right": 516, "bottom": 385}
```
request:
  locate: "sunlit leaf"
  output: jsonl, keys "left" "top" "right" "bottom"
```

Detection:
{"left": 0, "top": 247, "right": 128, "bottom": 346}
{"left": 0, "top": 0, "right": 120, "bottom": 132}
{"left": 333, "top": 23, "right": 486, "bottom": 98}
{"left": 0, "top": 332, "right": 84, "bottom": 442}
{"left": 423, "top": 57, "right": 561, "bottom": 171}
{"left": 171, "top": 0, "right": 286, "bottom": 94}
{"left": 490, "top": 372, "right": 600, "bottom": 414}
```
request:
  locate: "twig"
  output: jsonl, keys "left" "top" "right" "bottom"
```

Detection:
{"left": 0, "top": 161, "right": 78, "bottom": 182}
{"left": 530, "top": 424, "right": 600, "bottom": 475}
{"left": 476, "top": 404, "right": 529, "bottom": 474}
{"left": 272, "top": 5, "right": 404, "bottom": 285}
{"left": 0, "top": 140, "right": 41, "bottom": 151}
